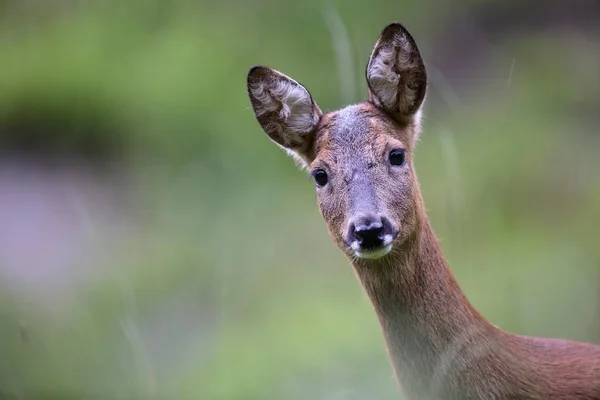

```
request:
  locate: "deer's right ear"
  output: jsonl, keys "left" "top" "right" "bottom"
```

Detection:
{"left": 247, "top": 66, "right": 322, "bottom": 167}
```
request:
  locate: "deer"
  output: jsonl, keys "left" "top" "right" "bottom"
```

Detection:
{"left": 246, "top": 22, "right": 600, "bottom": 399}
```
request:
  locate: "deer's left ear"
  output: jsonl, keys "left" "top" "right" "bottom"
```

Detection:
{"left": 247, "top": 66, "right": 322, "bottom": 167}
{"left": 366, "top": 23, "right": 427, "bottom": 121}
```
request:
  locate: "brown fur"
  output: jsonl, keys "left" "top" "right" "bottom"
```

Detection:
{"left": 246, "top": 22, "right": 600, "bottom": 399}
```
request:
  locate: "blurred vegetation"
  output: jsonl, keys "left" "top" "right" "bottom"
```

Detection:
{"left": 0, "top": 0, "right": 599, "bottom": 399}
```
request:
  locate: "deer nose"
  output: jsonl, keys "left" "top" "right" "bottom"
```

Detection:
{"left": 347, "top": 215, "right": 390, "bottom": 250}
{"left": 355, "top": 223, "right": 384, "bottom": 248}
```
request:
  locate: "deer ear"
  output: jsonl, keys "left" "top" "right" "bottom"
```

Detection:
{"left": 247, "top": 66, "right": 322, "bottom": 167}
{"left": 366, "top": 23, "right": 427, "bottom": 120}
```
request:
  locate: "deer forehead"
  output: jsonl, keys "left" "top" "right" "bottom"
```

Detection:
{"left": 314, "top": 104, "right": 406, "bottom": 165}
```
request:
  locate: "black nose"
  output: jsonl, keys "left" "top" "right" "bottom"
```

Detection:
{"left": 347, "top": 215, "right": 389, "bottom": 250}
{"left": 355, "top": 223, "right": 384, "bottom": 248}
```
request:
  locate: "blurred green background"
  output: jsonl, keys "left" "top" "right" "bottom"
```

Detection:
{"left": 0, "top": 0, "right": 599, "bottom": 399}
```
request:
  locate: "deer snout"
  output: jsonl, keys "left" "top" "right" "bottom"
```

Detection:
{"left": 346, "top": 215, "right": 397, "bottom": 258}
{"left": 354, "top": 220, "right": 384, "bottom": 248}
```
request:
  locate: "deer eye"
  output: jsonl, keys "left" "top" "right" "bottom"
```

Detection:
{"left": 312, "top": 168, "right": 329, "bottom": 187}
{"left": 389, "top": 149, "right": 406, "bottom": 166}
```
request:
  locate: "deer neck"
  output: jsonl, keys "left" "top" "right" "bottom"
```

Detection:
{"left": 350, "top": 207, "right": 499, "bottom": 395}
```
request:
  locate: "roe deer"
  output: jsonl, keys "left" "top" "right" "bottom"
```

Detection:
{"left": 246, "top": 22, "right": 600, "bottom": 399}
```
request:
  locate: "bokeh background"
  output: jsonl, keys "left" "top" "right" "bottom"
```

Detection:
{"left": 0, "top": 0, "right": 599, "bottom": 399}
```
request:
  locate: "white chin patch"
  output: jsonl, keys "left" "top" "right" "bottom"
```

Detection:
{"left": 351, "top": 234, "right": 395, "bottom": 260}
{"left": 354, "top": 243, "right": 393, "bottom": 260}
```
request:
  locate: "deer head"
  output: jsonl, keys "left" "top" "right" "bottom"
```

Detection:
{"left": 247, "top": 22, "right": 427, "bottom": 261}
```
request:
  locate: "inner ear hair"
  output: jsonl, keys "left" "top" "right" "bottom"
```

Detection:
{"left": 366, "top": 22, "right": 427, "bottom": 119}
{"left": 247, "top": 66, "right": 322, "bottom": 168}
